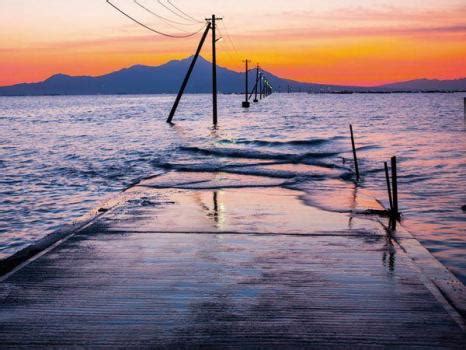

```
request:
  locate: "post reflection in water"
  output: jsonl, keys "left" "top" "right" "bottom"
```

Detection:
{"left": 382, "top": 230, "right": 396, "bottom": 273}
{"left": 348, "top": 180, "right": 397, "bottom": 273}
{"left": 213, "top": 191, "right": 219, "bottom": 225}
{"left": 211, "top": 191, "right": 226, "bottom": 229}
{"left": 348, "top": 183, "right": 358, "bottom": 230}
{"left": 194, "top": 190, "right": 225, "bottom": 229}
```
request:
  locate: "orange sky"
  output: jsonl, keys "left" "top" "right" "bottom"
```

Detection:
{"left": 1, "top": 0, "right": 465, "bottom": 87}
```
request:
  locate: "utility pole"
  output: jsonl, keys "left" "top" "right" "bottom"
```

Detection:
{"left": 211, "top": 15, "right": 218, "bottom": 125}
{"left": 260, "top": 74, "right": 263, "bottom": 100}
{"left": 253, "top": 64, "right": 259, "bottom": 103}
{"left": 207, "top": 14, "right": 222, "bottom": 125}
{"left": 167, "top": 14, "right": 223, "bottom": 125}
{"left": 242, "top": 59, "right": 250, "bottom": 108}
{"left": 167, "top": 23, "right": 211, "bottom": 124}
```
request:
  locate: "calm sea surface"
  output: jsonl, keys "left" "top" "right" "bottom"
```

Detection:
{"left": 1, "top": 94, "right": 465, "bottom": 282}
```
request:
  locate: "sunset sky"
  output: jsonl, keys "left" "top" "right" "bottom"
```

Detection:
{"left": 1, "top": 0, "right": 465, "bottom": 86}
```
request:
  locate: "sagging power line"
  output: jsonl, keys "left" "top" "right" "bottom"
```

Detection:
{"left": 108, "top": 1, "right": 275, "bottom": 126}
{"left": 167, "top": 0, "right": 204, "bottom": 23}
{"left": 107, "top": 0, "right": 203, "bottom": 38}
{"left": 134, "top": 0, "right": 201, "bottom": 27}
{"left": 133, "top": 0, "right": 204, "bottom": 33}
{"left": 155, "top": 0, "right": 202, "bottom": 24}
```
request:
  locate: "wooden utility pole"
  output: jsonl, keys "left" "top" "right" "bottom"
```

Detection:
{"left": 169, "top": 16, "right": 222, "bottom": 125}
{"left": 391, "top": 156, "right": 399, "bottom": 217}
{"left": 242, "top": 59, "right": 250, "bottom": 108}
{"left": 211, "top": 15, "right": 218, "bottom": 125}
{"left": 253, "top": 64, "right": 259, "bottom": 102}
{"left": 207, "top": 14, "right": 222, "bottom": 125}
{"left": 167, "top": 23, "right": 211, "bottom": 124}
{"left": 260, "top": 74, "right": 263, "bottom": 99}
{"left": 350, "top": 124, "right": 360, "bottom": 181}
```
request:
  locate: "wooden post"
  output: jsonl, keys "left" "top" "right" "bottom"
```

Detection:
{"left": 384, "top": 162, "right": 393, "bottom": 212}
{"left": 253, "top": 64, "right": 259, "bottom": 102}
{"left": 249, "top": 80, "right": 258, "bottom": 101}
{"left": 391, "top": 156, "right": 399, "bottom": 217}
{"left": 242, "top": 59, "right": 250, "bottom": 108}
{"left": 350, "top": 124, "right": 360, "bottom": 181}
{"left": 253, "top": 65, "right": 259, "bottom": 103}
{"left": 211, "top": 14, "right": 218, "bottom": 125}
{"left": 259, "top": 74, "right": 263, "bottom": 100}
{"left": 167, "top": 23, "right": 211, "bottom": 123}
{"left": 464, "top": 97, "right": 466, "bottom": 118}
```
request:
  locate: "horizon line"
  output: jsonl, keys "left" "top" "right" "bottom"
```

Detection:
{"left": 1, "top": 55, "right": 465, "bottom": 89}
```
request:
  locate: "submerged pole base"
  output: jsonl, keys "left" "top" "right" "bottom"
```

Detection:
{"left": 242, "top": 101, "right": 250, "bottom": 108}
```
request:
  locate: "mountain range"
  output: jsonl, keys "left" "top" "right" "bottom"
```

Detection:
{"left": 1, "top": 56, "right": 465, "bottom": 96}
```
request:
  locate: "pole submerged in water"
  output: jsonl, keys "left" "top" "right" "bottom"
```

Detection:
{"left": 259, "top": 74, "right": 263, "bottom": 100}
{"left": 211, "top": 14, "right": 218, "bottom": 125}
{"left": 391, "top": 156, "right": 399, "bottom": 218}
{"left": 350, "top": 124, "right": 360, "bottom": 181}
{"left": 167, "top": 23, "right": 211, "bottom": 124}
{"left": 384, "top": 161, "right": 393, "bottom": 213}
{"left": 242, "top": 59, "right": 250, "bottom": 108}
{"left": 253, "top": 64, "right": 259, "bottom": 103}
{"left": 464, "top": 97, "right": 466, "bottom": 118}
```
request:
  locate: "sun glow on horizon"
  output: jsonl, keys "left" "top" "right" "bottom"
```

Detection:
{"left": 1, "top": 0, "right": 465, "bottom": 86}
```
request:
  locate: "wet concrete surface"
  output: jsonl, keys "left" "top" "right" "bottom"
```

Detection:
{"left": 0, "top": 172, "right": 465, "bottom": 348}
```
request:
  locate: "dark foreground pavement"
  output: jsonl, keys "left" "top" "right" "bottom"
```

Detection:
{"left": 1, "top": 172, "right": 465, "bottom": 348}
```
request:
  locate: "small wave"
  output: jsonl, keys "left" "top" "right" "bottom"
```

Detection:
{"left": 179, "top": 146, "right": 340, "bottom": 162}
{"left": 218, "top": 136, "right": 344, "bottom": 148}
{"left": 356, "top": 145, "right": 383, "bottom": 152}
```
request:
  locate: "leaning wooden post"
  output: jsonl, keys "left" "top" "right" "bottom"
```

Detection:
{"left": 350, "top": 124, "right": 360, "bottom": 181}
{"left": 384, "top": 162, "right": 393, "bottom": 212}
{"left": 259, "top": 74, "right": 263, "bottom": 100}
{"left": 167, "top": 23, "right": 211, "bottom": 123}
{"left": 391, "top": 156, "right": 399, "bottom": 218}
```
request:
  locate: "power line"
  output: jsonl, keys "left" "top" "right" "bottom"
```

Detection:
{"left": 215, "top": 28, "right": 235, "bottom": 61}
{"left": 133, "top": 0, "right": 203, "bottom": 33}
{"left": 219, "top": 16, "right": 260, "bottom": 70}
{"left": 220, "top": 21, "right": 240, "bottom": 58}
{"left": 134, "top": 0, "right": 197, "bottom": 26}
{"left": 154, "top": 0, "right": 199, "bottom": 24}
{"left": 107, "top": 0, "right": 205, "bottom": 38}
{"left": 167, "top": 0, "right": 204, "bottom": 24}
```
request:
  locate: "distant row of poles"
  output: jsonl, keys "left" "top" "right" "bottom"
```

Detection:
{"left": 166, "top": 14, "right": 277, "bottom": 126}
{"left": 242, "top": 60, "right": 273, "bottom": 108}
{"left": 105, "top": 4, "right": 296, "bottom": 126}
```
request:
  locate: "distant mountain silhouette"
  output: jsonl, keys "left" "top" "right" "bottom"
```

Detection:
{"left": 377, "top": 78, "right": 466, "bottom": 91}
{"left": 0, "top": 56, "right": 465, "bottom": 96}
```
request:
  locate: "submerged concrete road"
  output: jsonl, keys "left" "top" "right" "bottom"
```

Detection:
{"left": 1, "top": 172, "right": 465, "bottom": 348}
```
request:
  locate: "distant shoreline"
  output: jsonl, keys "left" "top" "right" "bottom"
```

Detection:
{"left": 1, "top": 57, "right": 465, "bottom": 97}
{"left": 0, "top": 90, "right": 465, "bottom": 97}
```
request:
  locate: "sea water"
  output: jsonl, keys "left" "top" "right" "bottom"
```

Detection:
{"left": 0, "top": 93, "right": 465, "bottom": 282}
